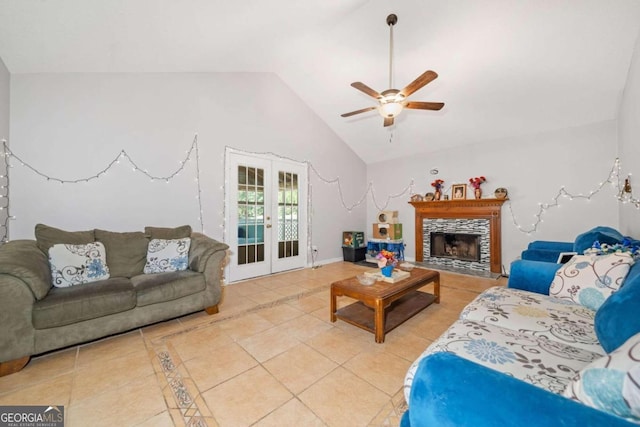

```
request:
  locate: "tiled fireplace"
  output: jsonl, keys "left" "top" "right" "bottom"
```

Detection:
{"left": 410, "top": 199, "right": 507, "bottom": 275}
{"left": 424, "top": 218, "right": 490, "bottom": 273}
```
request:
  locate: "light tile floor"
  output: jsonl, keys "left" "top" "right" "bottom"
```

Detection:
{"left": 0, "top": 262, "right": 507, "bottom": 426}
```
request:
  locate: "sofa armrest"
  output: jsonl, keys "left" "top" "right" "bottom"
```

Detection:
{"left": 401, "top": 353, "right": 633, "bottom": 427}
{"left": 188, "top": 233, "right": 229, "bottom": 310}
{"left": 0, "top": 240, "right": 52, "bottom": 300}
{"left": 189, "top": 233, "right": 229, "bottom": 273}
{"left": 0, "top": 241, "right": 46, "bottom": 362}
{"left": 507, "top": 259, "right": 562, "bottom": 295}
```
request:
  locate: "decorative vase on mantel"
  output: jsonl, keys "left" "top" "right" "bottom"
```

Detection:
{"left": 474, "top": 188, "right": 482, "bottom": 199}
{"left": 434, "top": 190, "right": 441, "bottom": 201}
{"left": 381, "top": 265, "right": 394, "bottom": 277}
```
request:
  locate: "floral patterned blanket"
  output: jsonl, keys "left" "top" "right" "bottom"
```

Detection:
{"left": 404, "top": 286, "right": 604, "bottom": 403}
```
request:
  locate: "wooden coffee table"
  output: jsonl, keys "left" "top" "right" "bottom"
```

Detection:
{"left": 330, "top": 268, "right": 440, "bottom": 343}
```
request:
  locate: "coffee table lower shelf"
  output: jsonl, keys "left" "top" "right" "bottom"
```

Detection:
{"left": 335, "top": 291, "right": 437, "bottom": 337}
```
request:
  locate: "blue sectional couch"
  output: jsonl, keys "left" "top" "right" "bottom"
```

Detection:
{"left": 520, "top": 225, "right": 629, "bottom": 263}
{"left": 401, "top": 227, "right": 640, "bottom": 427}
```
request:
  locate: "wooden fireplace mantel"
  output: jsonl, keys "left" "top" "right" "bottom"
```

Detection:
{"left": 409, "top": 198, "right": 507, "bottom": 274}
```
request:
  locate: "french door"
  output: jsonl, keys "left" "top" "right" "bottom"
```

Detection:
{"left": 225, "top": 150, "right": 308, "bottom": 282}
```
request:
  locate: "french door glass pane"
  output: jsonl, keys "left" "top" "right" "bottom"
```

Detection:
{"left": 237, "top": 165, "right": 264, "bottom": 265}
{"left": 277, "top": 170, "right": 299, "bottom": 259}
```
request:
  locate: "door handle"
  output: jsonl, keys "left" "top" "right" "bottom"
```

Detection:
{"left": 266, "top": 224, "right": 272, "bottom": 228}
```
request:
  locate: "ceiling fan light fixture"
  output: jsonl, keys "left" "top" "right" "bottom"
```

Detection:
{"left": 378, "top": 89, "right": 405, "bottom": 117}
{"left": 378, "top": 101, "right": 403, "bottom": 118}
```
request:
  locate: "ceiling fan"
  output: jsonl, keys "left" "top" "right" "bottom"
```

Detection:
{"left": 341, "top": 14, "right": 444, "bottom": 127}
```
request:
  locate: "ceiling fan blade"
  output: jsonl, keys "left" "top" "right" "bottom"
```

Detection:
{"left": 351, "top": 82, "right": 383, "bottom": 99}
{"left": 404, "top": 101, "right": 445, "bottom": 111}
{"left": 341, "top": 106, "right": 377, "bottom": 117}
{"left": 400, "top": 70, "right": 438, "bottom": 97}
{"left": 383, "top": 117, "right": 394, "bottom": 127}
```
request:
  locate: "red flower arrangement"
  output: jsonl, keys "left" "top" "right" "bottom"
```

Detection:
{"left": 431, "top": 179, "right": 444, "bottom": 191}
{"left": 469, "top": 176, "right": 486, "bottom": 189}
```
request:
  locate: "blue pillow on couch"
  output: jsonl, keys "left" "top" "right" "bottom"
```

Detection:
{"left": 595, "top": 262, "right": 640, "bottom": 353}
{"left": 574, "top": 226, "right": 624, "bottom": 254}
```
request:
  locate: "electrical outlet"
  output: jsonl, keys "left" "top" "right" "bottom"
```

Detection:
{"left": 312, "top": 245, "right": 318, "bottom": 252}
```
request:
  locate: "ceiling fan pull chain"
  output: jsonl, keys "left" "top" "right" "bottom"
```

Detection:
{"left": 389, "top": 132, "right": 393, "bottom": 144}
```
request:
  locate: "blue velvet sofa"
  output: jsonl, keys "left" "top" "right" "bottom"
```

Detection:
{"left": 401, "top": 228, "right": 640, "bottom": 427}
{"left": 520, "top": 225, "right": 628, "bottom": 263}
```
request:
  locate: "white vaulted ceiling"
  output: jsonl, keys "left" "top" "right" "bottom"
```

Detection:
{"left": 0, "top": 0, "right": 639, "bottom": 163}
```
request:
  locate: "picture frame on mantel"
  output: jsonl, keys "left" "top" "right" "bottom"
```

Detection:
{"left": 452, "top": 184, "right": 466, "bottom": 200}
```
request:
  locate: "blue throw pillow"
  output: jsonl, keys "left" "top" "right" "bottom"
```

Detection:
{"left": 574, "top": 226, "right": 624, "bottom": 254}
{"left": 595, "top": 263, "right": 640, "bottom": 352}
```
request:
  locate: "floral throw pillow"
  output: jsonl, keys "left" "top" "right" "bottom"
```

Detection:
{"left": 49, "top": 242, "right": 110, "bottom": 287}
{"left": 549, "top": 253, "right": 634, "bottom": 311}
{"left": 143, "top": 238, "right": 191, "bottom": 274}
{"left": 564, "top": 331, "right": 640, "bottom": 422}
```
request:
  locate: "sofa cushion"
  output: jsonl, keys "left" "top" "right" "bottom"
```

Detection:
{"left": 404, "top": 319, "right": 603, "bottom": 403}
{"left": 131, "top": 270, "right": 205, "bottom": 307}
{"left": 564, "top": 331, "right": 640, "bottom": 423}
{"left": 549, "top": 253, "right": 633, "bottom": 311}
{"left": 521, "top": 240, "right": 575, "bottom": 263}
{"left": 35, "top": 223, "right": 95, "bottom": 254}
{"left": 595, "top": 263, "right": 640, "bottom": 353}
{"left": 32, "top": 278, "right": 135, "bottom": 329}
{"left": 144, "top": 225, "right": 192, "bottom": 240}
{"left": 95, "top": 229, "right": 148, "bottom": 278}
{"left": 143, "top": 238, "right": 191, "bottom": 273}
{"left": 573, "top": 226, "right": 624, "bottom": 254}
{"left": 49, "top": 242, "right": 110, "bottom": 287}
{"left": 461, "top": 286, "right": 603, "bottom": 354}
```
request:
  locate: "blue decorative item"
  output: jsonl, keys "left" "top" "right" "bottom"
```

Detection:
{"left": 381, "top": 265, "right": 394, "bottom": 277}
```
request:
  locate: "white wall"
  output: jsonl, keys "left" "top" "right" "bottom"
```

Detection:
{"left": 9, "top": 72, "right": 366, "bottom": 263}
{"left": 367, "top": 120, "right": 620, "bottom": 272}
{"left": 619, "top": 31, "right": 640, "bottom": 236}
{"left": 0, "top": 57, "right": 8, "bottom": 241}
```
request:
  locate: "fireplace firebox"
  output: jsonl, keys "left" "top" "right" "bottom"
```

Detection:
{"left": 430, "top": 232, "right": 480, "bottom": 262}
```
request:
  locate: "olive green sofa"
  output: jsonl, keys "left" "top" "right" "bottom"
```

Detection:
{"left": 0, "top": 224, "right": 228, "bottom": 376}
